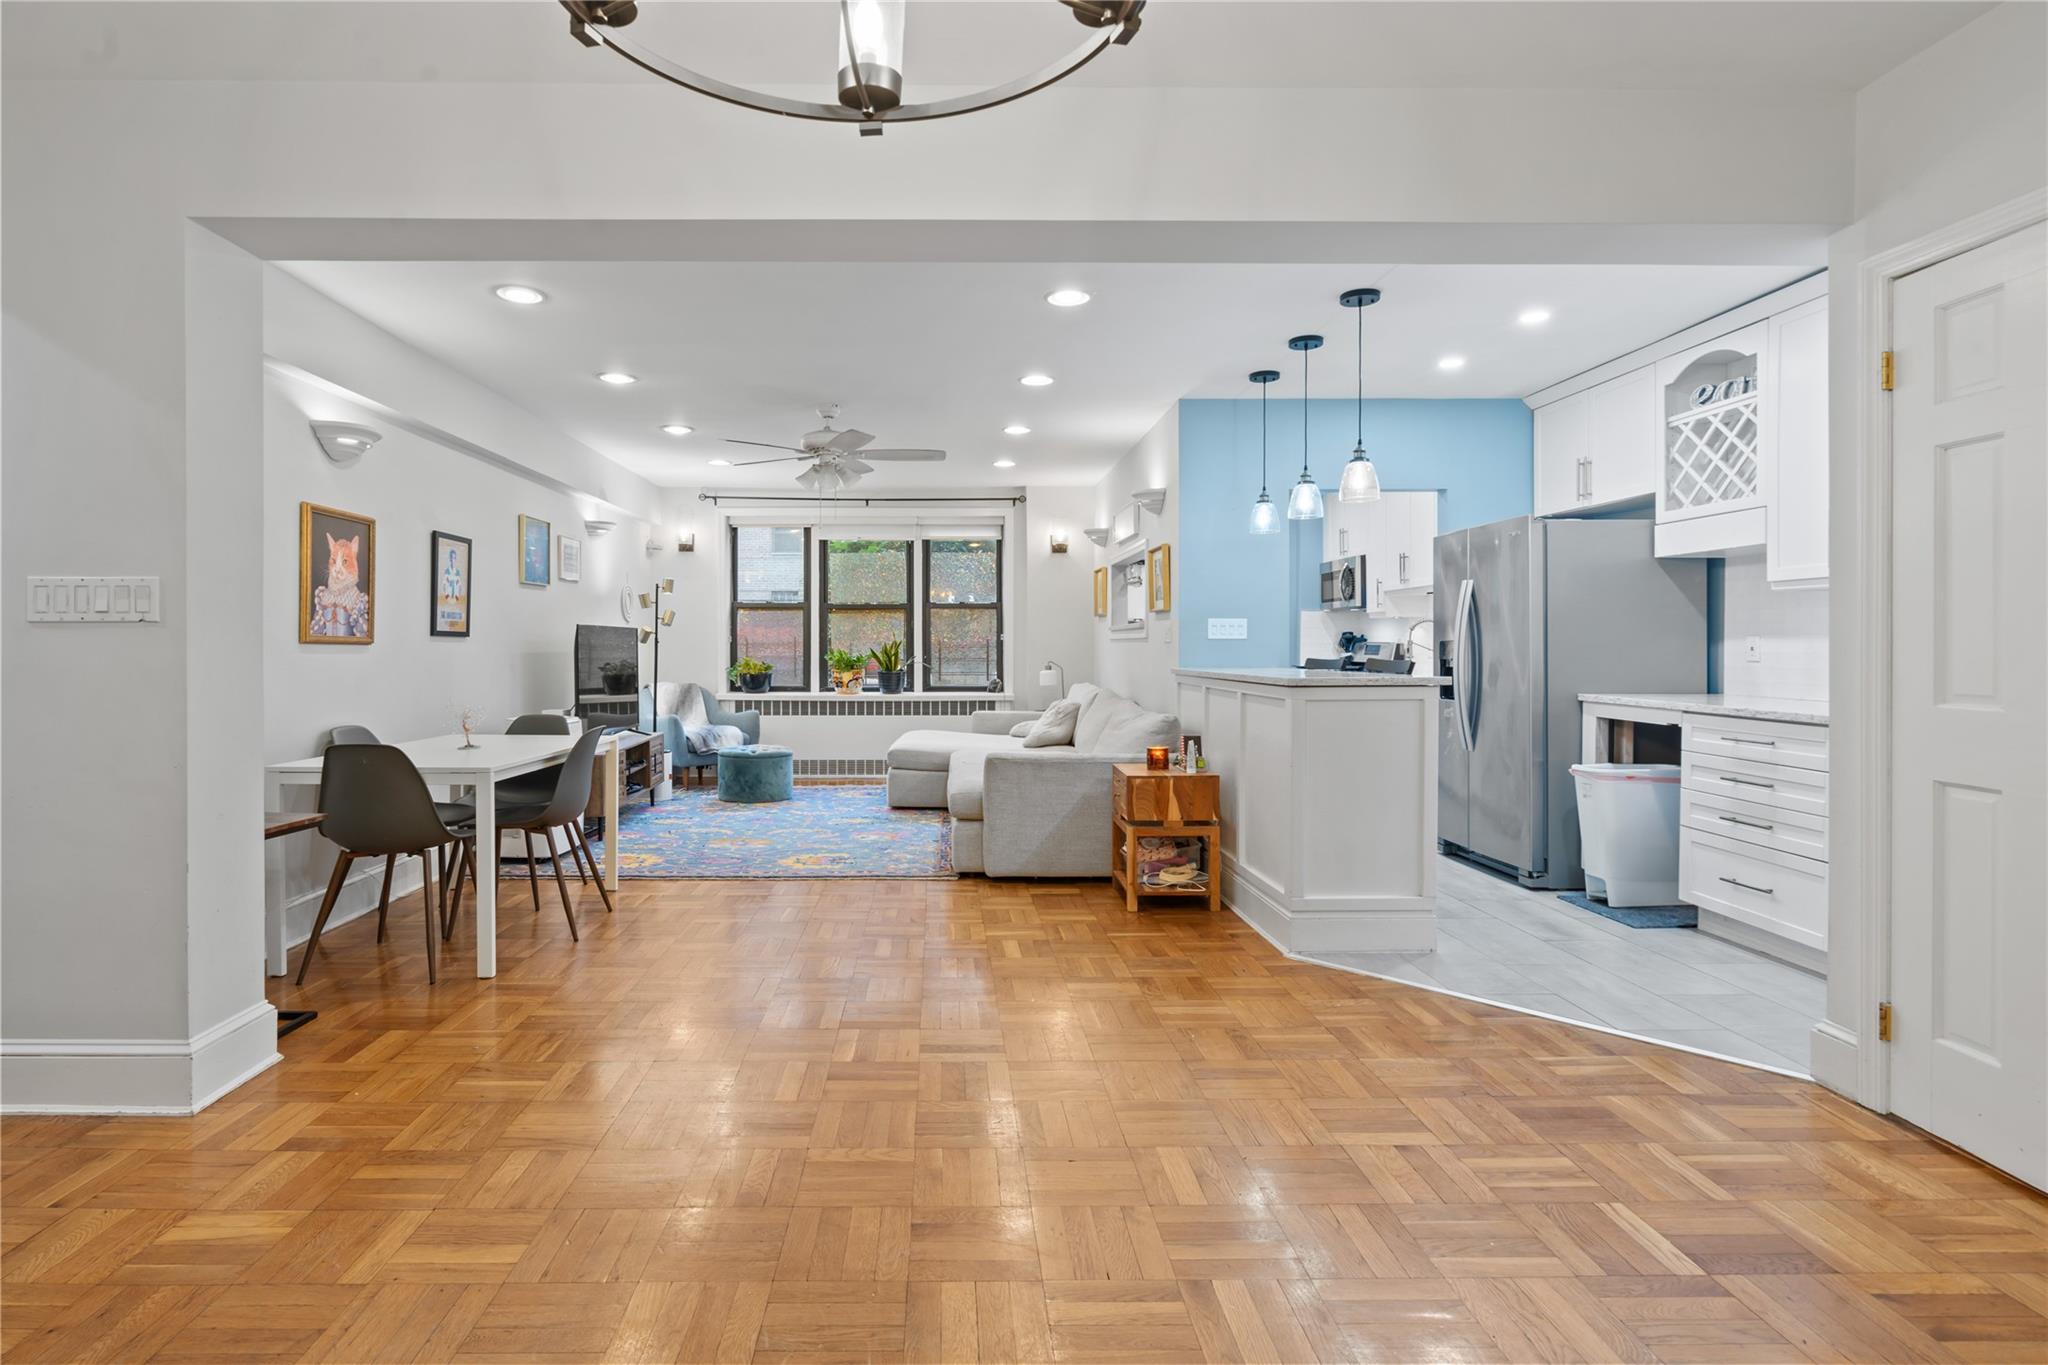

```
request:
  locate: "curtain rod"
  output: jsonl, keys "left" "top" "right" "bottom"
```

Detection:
{"left": 696, "top": 492, "right": 1026, "bottom": 506}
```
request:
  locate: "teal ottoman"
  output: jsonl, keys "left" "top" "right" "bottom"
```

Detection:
{"left": 716, "top": 744, "right": 794, "bottom": 803}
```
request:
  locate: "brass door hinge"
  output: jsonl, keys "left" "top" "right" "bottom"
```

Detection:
{"left": 1880, "top": 351, "right": 1895, "bottom": 391}
{"left": 1878, "top": 1001, "right": 1894, "bottom": 1042}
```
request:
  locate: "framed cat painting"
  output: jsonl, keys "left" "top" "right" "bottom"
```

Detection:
{"left": 299, "top": 502, "right": 376, "bottom": 645}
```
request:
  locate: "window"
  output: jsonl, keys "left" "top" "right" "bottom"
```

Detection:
{"left": 820, "top": 538, "right": 910, "bottom": 685}
{"left": 924, "top": 537, "right": 1002, "bottom": 690}
{"left": 730, "top": 525, "right": 810, "bottom": 690}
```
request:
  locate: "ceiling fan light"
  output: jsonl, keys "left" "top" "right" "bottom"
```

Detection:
{"left": 1338, "top": 449, "right": 1381, "bottom": 503}
{"left": 1286, "top": 473, "right": 1325, "bottom": 521}
{"left": 1249, "top": 491, "right": 1281, "bottom": 536}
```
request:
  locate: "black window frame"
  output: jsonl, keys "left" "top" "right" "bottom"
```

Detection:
{"left": 817, "top": 536, "right": 913, "bottom": 691}
{"left": 921, "top": 537, "right": 1004, "bottom": 693}
{"left": 728, "top": 524, "right": 812, "bottom": 693}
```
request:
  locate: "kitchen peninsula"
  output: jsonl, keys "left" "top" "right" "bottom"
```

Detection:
{"left": 1173, "top": 668, "right": 1441, "bottom": 953}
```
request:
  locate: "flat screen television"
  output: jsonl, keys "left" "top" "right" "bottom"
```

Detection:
{"left": 574, "top": 624, "right": 639, "bottom": 717}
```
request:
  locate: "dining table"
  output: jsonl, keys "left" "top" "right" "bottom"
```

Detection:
{"left": 264, "top": 731, "right": 621, "bottom": 979}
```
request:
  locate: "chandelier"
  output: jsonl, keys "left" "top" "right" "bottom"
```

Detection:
{"left": 561, "top": 0, "right": 1147, "bottom": 137}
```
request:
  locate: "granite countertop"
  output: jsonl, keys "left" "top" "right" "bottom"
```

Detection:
{"left": 1579, "top": 692, "right": 1829, "bottom": 725}
{"left": 1176, "top": 667, "right": 1445, "bottom": 688}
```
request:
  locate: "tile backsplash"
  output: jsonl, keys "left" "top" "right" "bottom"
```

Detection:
{"left": 1718, "top": 550, "right": 1828, "bottom": 700}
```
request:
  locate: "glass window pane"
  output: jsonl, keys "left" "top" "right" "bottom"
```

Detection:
{"left": 825, "top": 539, "right": 908, "bottom": 604}
{"left": 927, "top": 539, "right": 1000, "bottom": 604}
{"left": 735, "top": 526, "right": 807, "bottom": 604}
{"left": 735, "top": 607, "right": 803, "bottom": 680}
{"left": 928, "top": 607, "right": 998, "bottom": 688}
{"left": 825, "top": 608, "right": 908, "bottom": 672}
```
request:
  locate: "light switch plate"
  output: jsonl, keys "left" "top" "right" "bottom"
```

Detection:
{"left": 1207, "top": 617, "right": 1249, "bottom": 640}
{"left": 27, "top": 576, "right": 161, "bottom": 623}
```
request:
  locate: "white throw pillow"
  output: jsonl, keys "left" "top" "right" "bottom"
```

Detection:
{"left": 1021, "top": 697, "right": 1082, "bottom": 748}
{"left": 1009, "top": 720, "right": 1035, "bottom": 738}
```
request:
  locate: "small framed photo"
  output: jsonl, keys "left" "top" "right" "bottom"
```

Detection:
{"left": 518, "top": 514, "right": 551, "bottom": 587}
{"left": 299, "top": 502, "right": 375, "bottom": 645}
{"left": 1092, "top": 566, "right": 1109, "bottom": 617}
{"left": 430, "top": 530, "right": 472, "bottom": 638}
{"left": 558, "top": 534, "right": 582, "bottom": 583}
{"left": 1147, "top": 543, "right": 1172, "bottom": 613}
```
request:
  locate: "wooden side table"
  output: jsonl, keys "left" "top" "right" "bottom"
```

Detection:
{"left": 1109, "top": 762, "right": 1221, "bottom": 913}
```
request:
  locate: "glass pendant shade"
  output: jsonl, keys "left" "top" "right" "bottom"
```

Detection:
{"left": 1249, "top": 491, "right": 1281, "bottom": 535}
{"left": 1338, "top": 448, "right": 1381, "bottom": 502}
{"left": 1286, "top": 474, "right": 1325, "bottom": 521}
{"left": 837, "top": 0, "right": 906, "bottom": 110}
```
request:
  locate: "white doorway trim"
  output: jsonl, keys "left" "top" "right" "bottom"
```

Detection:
{"left": 1829, "top": 188, "right": 2048, "bottom": 1114}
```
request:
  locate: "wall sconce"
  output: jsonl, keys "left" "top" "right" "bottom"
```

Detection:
{"left": 676, "top": 530, "right": 696, "bottom": 553}
{"left": 1049, "top": 531, "right": 1070, "bottom": 555}
{"left": 644, "top": 537, "right": 662, "bottom": 557}
{"left": 584, "top": 518, "right": 617, "bottom": 538}
{"left": 1132, "top": 487, "right": 1168, "bottom": 516}
{"left": 1082, "top": 527, "right": 1110, "bottom": 547}
{"left": 310, "top": 421, "right": 381, "bottom": 466}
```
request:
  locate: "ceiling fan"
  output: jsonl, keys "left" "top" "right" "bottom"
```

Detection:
{"left": 724, "top": 406, "right": 945, "bottom": 492}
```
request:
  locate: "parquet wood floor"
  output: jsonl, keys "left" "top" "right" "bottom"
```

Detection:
{"left": 5, "top": 875, "right": 2044, "bottom": 1363}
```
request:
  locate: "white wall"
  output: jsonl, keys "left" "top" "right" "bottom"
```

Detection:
{"left": 1019, "top": 485, "right": 1098, "bottom": 710}
{"left": 1718, "top": 552, "right": 1828, "bottom": 701}
{"left": 1819, "top": 1, "right": 2048, "bottom": 1101}
{"left": 1091, "top": 407, "right": 1179, "bottom": 715}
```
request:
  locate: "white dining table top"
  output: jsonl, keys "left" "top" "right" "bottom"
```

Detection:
{"left": 267, "top": 731, "right": 604, "bottom": 778}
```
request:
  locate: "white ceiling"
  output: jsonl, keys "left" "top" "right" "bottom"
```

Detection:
{"left": 278, "top": 258, "right": 1811, "bottom": 488}
{"left": 5, "top": 1, "right": 1987, "bottom": 93}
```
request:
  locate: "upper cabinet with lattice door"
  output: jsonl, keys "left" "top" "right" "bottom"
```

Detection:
{"left": 1653, "top": 323, "right": 1768, "bottom": 557}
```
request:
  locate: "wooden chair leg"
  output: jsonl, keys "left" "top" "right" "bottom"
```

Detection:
{"left": 374, "top": 855, "right": 395, "bottom": 943}
{"left": 296, "top": 852, "right": 354, "bottom": 986}
{"left": 563, "top": 824, "right": 591, "bottom": 883}
{"left": 543, "top": 827, "right": 580, "bottom": 943}
{"left": 443, "top": 839, "right": 471, "bottom": 940}
{"left": 419, "top": 853, "right": 438, "bottom": 985}
{"left": 523, "top": 830, "right": 542, "bottom": 912}
{"left": 575, "top": 825, "right": 615, "bottom": 915}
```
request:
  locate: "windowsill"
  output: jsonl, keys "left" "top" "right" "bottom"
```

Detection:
{"left": 718, "top": 691, "right": 1014, "bottom": 703}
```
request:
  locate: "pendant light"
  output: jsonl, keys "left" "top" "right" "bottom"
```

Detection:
{"left": 1338, "top": 287, "right": 1383, "bottom": 503}
{"left": 1248, "top": 369, "right": 1282, "bottom": 534}
{"left": 1286, "top": 334, "right": 1325, "bottom": 520}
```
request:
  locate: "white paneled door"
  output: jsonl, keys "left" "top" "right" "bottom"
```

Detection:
{"left": 1888, "top": 224, "right": 2047, "bottom": 1189}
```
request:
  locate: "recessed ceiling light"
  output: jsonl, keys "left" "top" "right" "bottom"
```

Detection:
{"left": 494, "top": 284, "right": 546, "bottom": 305}
{"left": 992, "top": 459, "right": 1017, "bottom": 468}
{"left": 1517, "top": 307, "right": 1552, "bottom": 327}
{"left": 1436, "top": 355, "right": 1467, "bottom": 372}
{"left": 1045, "top": 289, "right": 1090, "bottom": 308}
{"left": 1003, "top": 424, "right": 1031, "bottom": 436}
{"left": 1019, "top": 373, "right": 1054, "bottom": 387}
{"left": 661, "top": 423, "right": 693, "bottom": 437}
{"left": 709, "top": 458, "right": 732, "bottom": 467}
{"left": 597, "top": 371, "right": 638, "bottom": 385}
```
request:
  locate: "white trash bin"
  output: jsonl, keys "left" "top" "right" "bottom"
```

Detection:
{"left": 1571, "top": 763, "right": 1682, "bottom": 907}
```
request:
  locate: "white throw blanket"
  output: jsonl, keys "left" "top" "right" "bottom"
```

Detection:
{"left": 674, "top": 684, "right": 747, "bottom": 755}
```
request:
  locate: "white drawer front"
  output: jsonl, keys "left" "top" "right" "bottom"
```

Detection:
{"left": 1683, "top": 715, "right": 1829, "bottom": 772}
{"left": 1681, "top": 829, "right": 1828, "bottom": 951}
{"left": 1683, "top": 788, "right": 1828, "bottom": 862}
{"left": 1682, "top": 752, "right": 1829, "bottom": 819}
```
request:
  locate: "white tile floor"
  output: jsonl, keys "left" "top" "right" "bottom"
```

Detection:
{"left": 1303, "top": 854, "right": 1825, "bottom": 1075}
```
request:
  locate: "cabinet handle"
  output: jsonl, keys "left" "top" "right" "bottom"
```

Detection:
{"left": 1719, "top": 875, "right": 1775, "bottom": 896}
{"left": 1723, "top": 775, "right": 1775, "bottom": 789}
{"left": 1399, "top": 552, "right": 1409, "bottom": 583}
{"left": 1718, "top": 814, "right": 1775, "bottom": 831}
{"left": 1728, "top": 736, "right": 1777, "bottom": 747}
{"left": 1582, "top": 457, "right": 1593, "bottom": 501}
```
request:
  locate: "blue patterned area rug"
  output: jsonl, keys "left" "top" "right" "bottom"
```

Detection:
{"left": 587, "top": 783, "right": 954, "bottom": 879}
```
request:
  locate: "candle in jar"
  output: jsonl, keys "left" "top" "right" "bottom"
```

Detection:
{"left": 1146, "top": 746, "right": 1169, "bottom": 770}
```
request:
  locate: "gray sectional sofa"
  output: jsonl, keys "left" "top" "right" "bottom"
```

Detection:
{"left": 886, "top": 683, "right": 1180, "bottom": 877}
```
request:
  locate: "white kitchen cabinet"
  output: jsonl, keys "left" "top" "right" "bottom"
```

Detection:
{"left": 1400, "top": 491, "right": 1437, "bottom": 592}
{"left": 1764, "top": 296, "right": 1829, "bottom": 586}
{"left": 1654, "top": 323, "right": 1768, "bottom": 557}
{"left": 1533, "top": 390, "right": 1590, "bottom": 516}
{"left": 1584, "top": 366, "right": 1660, "bottom": 508}
{"left": 1322, "top": 490, "right": 1436, "bottom": 615}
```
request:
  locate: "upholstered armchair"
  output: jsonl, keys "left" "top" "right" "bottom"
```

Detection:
{"left": 640, "top": 682, "right": 762, "bottom": 787}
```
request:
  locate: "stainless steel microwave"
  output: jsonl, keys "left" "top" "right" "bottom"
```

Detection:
{"left": 1319, "top": 555, "right": 1370, "bottom": 610}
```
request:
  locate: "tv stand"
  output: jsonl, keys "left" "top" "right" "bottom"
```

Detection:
{"left": 586, "top": 730, "right": 666, "bottom": 826}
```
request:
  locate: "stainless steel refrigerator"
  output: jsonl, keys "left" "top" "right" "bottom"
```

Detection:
{"left": 1434, "top": 516, "right": 1707, "bottom": 888}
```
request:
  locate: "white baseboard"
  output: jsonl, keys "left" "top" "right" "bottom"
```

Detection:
{"left": 1808, "top": 1019, "right": 1860, "bottom": 1099}
{"left": 1697, "top": 909, "right": 1827, "bottom": 975}
{"left": 1222, "top": 856, "right": 1437, "bottom": 953}
{"left": 1, "top": 1001, "right": 280, "bottom": 1114}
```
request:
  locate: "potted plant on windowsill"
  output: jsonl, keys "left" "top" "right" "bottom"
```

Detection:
{"left": 728, "top": 656, "right": 774, "bottom": 694}
{"left": 826, "top": 648, "right": 868, "bottom": 696}
{"left": 869, "top": 639, "right": 907, "bottom": 694}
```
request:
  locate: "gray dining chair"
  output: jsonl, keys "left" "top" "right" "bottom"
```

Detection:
{"left": 443, "top": 726, "right": 612, "bottom": 943}
{"left": 298, "top": 744, "right": 459, "bottom": 985}
{"left": 330, "top": 723, "right": 471, "bottom": 942}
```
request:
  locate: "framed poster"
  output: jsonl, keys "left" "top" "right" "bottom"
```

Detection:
{"left": 558, "top": 534, "right": 582, "bottom": 583}
{"left": 1091, "top": 566, "right": 1109, "bottom": 617}
{"left": 430, "top": 530, "right": 472, "bottom": 637}
{"left": 518, "top": 514, "right": 551, "bottom": 587}
{"left": 1147, "top": 543, "right": 1172, "bottom": 613}
{"left": 298, "top": 502, "right": 375, "bottom": 645}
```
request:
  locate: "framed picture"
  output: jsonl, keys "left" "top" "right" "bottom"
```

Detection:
{"left": 558, "top": 534, "right": 582, "bottom": 583}
{"left": 518, "top": 514, "right": 551, "bottom": 587}
{"left": 298, "top": 502, "right": 375, "bottom": 645}
{"left": 1109, "top": 543, "right": 1148, "bottom": 637}
{"left": 430, "top": 530, "right": 472, "bottom": 638}
{"left": 1092, "top": 566, "right": 1109, "bottom": 617}
{"left": 1147, "top": 543, "right": 1172, "bottom": 613}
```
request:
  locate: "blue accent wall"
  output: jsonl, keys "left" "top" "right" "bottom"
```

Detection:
{"left": 1178, "top": 397, "right": 1533, "bottom": 669}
